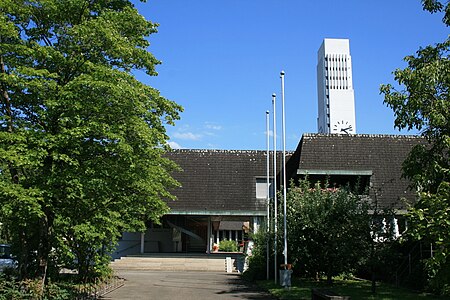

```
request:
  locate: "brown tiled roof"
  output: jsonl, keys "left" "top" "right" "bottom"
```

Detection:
{"left": 164, "top": 134, "right": 423, "bottom": 215}
{"left": 165, "top": 150, "right": 288, "bottom": 216}
{"left": 289, "top": 134, "right": 425, "bottom": 210}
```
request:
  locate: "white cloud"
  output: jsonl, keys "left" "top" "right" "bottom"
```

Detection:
{"left": 167, "top": 141, "right": 182, "bottom": 149}
{"left": 262, "top": 130, "right": 274, "bottom": 137}
{"left": 206, "top": 143, "right": 218, "bottom": 149}
{"left": 172, "top": 132, "right": 202, "bottom": 141}
{"left": 205, "top": 123, "right": 222, "bottom": 130}
{"left": 203, "top": 131, "right": 218, "bottom": 137}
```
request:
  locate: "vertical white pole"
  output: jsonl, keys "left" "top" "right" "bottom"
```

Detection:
{"left": 266, "top": 110, "right": 270, "bottom": 280}
{"left": 280, "top": 70, "right": 288, "bottom": 266}
{"left": 272, "top": 93, "right": 278, "bottom": 284}
{"left": 207, "top": 217, "right": 211, "bottom": 254}
{"left": 140, "top": 232, "right": 145, "bottom": 254}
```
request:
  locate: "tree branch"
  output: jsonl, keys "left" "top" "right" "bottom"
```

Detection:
{"left": 0, "top": 56, "right": 13, "bottom": 134}
{"left": 0, "top": 55, "right": 19, "bottom": 184}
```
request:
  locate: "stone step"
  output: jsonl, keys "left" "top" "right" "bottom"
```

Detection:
{"left": 110, "top": 255, "right": 240, "bottom": 272}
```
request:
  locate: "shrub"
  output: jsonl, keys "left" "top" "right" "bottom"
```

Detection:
{"left": 242, "top": 230, "right": 272, "bottom": 281}
{"left": 0, "top": 274, "right": 76, "bottom": 300}
{"left": 0, "top": 275, "right": 29, "bottom": 300}
{"left": 219, "top": 239, "right": 238, "bottom": 252}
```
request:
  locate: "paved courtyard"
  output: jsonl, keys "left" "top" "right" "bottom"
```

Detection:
{"left": 101, "top": 270, "right": 276, "bottom": 300}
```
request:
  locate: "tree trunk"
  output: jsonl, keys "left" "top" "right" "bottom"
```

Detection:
{"left": 37, "top": 211, "right": 54, "bottom": 295}
{"left": 78, "top": 251, "right": 90, "bottom": 283}
{"left": 371, "top": 268, "right": 376, "bottom": 294}
{"left": 326, "top": 265, "right": 333, "bottom": 285}
{"left": 371, "top": 240, "right": 376, "bottom": 294}
{"left": 0, "top": 56, "right": 13, "bottom": 134}
{"left": 1, "top": 57, "right": 20, "bottom": 185}
{"left": 19, "top": 229, "right": 29, "bottom": 279}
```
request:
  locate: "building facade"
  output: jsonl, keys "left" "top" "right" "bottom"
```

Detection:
{"left": 113, "top": 134, "right": 424, "bottom": 257}
{"left": 317, "top": 38, "right": 356, "bottom": 134}
{"left": 113, "top": 150, "right": 285, "bottom": 258}
{"left": 286, "top": 134, "right": 423, "bottom": 210}
{"left": 113, "top": 38, "right": 424, "bottom": 257}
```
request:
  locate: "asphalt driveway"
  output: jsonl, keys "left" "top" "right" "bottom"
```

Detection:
{"left": 101, "top": 270, "right": 276, "bottom": 300}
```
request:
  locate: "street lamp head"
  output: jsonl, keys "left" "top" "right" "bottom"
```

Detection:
{"left": 266, "top": 110, "right": 269, "bottom": 114}
{"left": 280, "top": 70, "right": 285, "bottom": 76}
{"left": 272, "top": 93, "right": 276, "bottom": 98}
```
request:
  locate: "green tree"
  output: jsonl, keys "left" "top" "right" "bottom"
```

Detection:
{"left": 422, "top": 0, "right": 450, "bottom": 26}
{"left": 242, "top": 228, "right": 271, "bottom": 281}
{"left": 286, "top": 180, "right": 370, "bottom": 284}
{"left": 380, "top": 1, "right": 449, "bottom": 294}
{"left": 407, "top": 183, "right": 450, "bottom": 293}
{"left": 0, "top": 0, "right": 182, "bottom": 288}
{"left": 366, "top": 188, "right": 400, "bottom": 294}
{"left": 380, "top": 38, "right": 449, "bottom": 193}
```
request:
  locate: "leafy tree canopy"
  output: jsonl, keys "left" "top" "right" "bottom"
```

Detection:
{"left": 0, "top": 0, "right": 182, "bottom": 283}
{"left": 422, "top": 0, "right": 450, "bottom": 26}
{"left": 380, "top": 38, "right": 449, "bottom": 192}
{"left": 380, "top": 0, "right": 449, "bottom": 193}
{"left": 286, "top": 180, "right": 370, "bottom": 283}
{"left": 381, "top": 1, "right": 449, "bottom": 294}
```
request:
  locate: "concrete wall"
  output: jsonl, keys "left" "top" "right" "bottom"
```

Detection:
{"left": 112, "top": 228, "right": 175, "bottom": 259}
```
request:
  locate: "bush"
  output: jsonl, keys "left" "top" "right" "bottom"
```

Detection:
{"left": 242, "top": 230, "right": 273, "bottom": 281}
{"left": 0, "top": 274, "right": 79, "bottom": 300}
{"left": 219, "top": 239, "right": 238, "bottom": 252}
{"left": 0, "top": 274, "right": 30, "bottom": 300}
{"left": 425, "top": 256, "right": 450, "bottom": 296}
{"left": 242, "top": 250, "right": 267, "bottom": 281}
{"left": 286, "top": 180, "right": 371, "bottom": 283}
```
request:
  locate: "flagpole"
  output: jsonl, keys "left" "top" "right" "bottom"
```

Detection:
{"left": 272, "top": 93, "right": 278, "bottom": 284}
{"left": 266, "top": 110, "right": 270, "bottom": 280}
{"left": 280, "top": 70, "right": 288, "bottom": 267}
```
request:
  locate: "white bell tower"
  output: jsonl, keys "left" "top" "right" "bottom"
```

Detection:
{"left": 317, "top": 38, "right": 356, "bottom": 134}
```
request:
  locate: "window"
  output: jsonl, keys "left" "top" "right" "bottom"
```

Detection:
{"left": 256, "top": 177, "right": 274, "bottom": 199}
{"left": 297, "top": 170, "right": 372, "bottom": 195}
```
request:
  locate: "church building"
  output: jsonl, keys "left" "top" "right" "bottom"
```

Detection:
{"left": 317, "top": 38, "right": 356, "bottom": 134}
{"left": 113, "top": 39, "right": 423, "bottom": 257}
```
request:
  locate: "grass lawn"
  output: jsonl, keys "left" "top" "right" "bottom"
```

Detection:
{"left": 257, "top": 277, "right": 450, "bottom": 300}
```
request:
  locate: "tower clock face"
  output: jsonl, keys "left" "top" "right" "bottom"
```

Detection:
{"left": 332, "top": 120, "right": 353, "bottom": 134}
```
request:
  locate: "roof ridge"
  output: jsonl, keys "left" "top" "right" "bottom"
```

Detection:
{"left": 171, "top": 149, "right": 272, "bottom": 153}
{"left": 169, "top": 149, "right": 295, "bottom": 154}
{"left": 302, "top": 133, "right": 423, "bottom": 139}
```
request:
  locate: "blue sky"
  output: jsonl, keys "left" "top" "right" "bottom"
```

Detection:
{"left": 132, "top": 0, "right": 449, "bottom": 150}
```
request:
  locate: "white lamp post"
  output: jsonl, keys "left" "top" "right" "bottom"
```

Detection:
{"left": 266, "top": 110, "right": 270, "bottom": 280}
{"left": 272, "top": 93, "right": 278, "bottom": 284}
{"left": 280, "top": 70, "right": 288, "bottom": 267}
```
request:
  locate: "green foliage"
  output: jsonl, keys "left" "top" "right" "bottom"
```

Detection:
{"left": 0, "top": 274, "right": 30, "bottom": 300}
{"left": 286, "top": 180, "right": 371, "bottom": 282}
{"left": 422, "top": 0, "right": 450, "bottom": 26}
{"left": 406, "top": 183, "right": 450, "bottom": 295}
{"left": 0, "top": 274, "right": 71, "bottom": 300}
{"left": 380, "top": 2, "right": 450, "bottom": 294}
{"left": 258, "top": 277, "right": 447, "bottom": 300}
{"left": 380, "top": 38, "right": 450, "bottom": 193}
{"left": 219, "top": 239, "right": 238, "bottom": 252}
{"left": 0, "top": 273, "right": 107, "bottom": 300}
{"left": 0, "top": 0, "right": 182, "bottom": 284}
{"left": 242, "top": 230, "right": 270, "bottom": 281}
{"left": 243, "top": 181, "right": 400, "bottom": 287}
